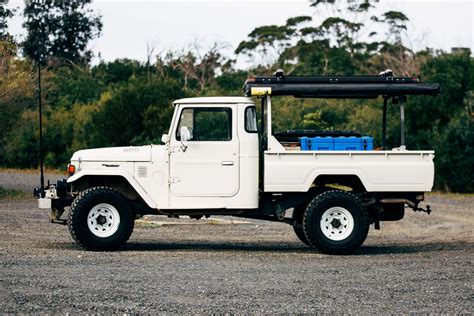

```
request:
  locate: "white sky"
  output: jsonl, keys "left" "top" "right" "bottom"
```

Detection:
{"left": 6, "top": 0, "right": 474, "bottom": 68}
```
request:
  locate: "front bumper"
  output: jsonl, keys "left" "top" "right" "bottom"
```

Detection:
{"left": 38, "top": 197, "right": 52, "bottom": 209}
{"left": 34, "top": 179, "right": 73, "bottom": 224}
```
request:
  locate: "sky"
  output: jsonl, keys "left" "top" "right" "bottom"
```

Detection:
{"left": 6, "top": 0, "right": 474, "bottom": 68}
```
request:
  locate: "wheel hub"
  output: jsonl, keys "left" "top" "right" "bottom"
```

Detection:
{"left": 87, "top": 203, "right": 121, "bottom": 238}
{"left": 320, "top": 206, "right": 355, "bottom": 241}
{"left": 330, "top": 218, "right": 342, "bottom": 229}
{"left": 96, "top": 214, "right": 107, "bottom": 225}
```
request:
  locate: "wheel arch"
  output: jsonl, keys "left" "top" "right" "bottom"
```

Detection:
{"left": 312, "top": 174, "right": 367, "bottom": 192}
{"left": 68, "top": 171, "right": 157, "bottom": 208}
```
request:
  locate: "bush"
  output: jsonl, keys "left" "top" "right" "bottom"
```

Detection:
{"left": 435, "top": 113, "right": 474, "bottom": 192}
{"left": 86, "top": 77, "right": 185, "bottom": 148}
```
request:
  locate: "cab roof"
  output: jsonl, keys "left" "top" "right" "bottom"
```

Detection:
{"left": 173, "top": 96, "right": 254, "bottom": 105}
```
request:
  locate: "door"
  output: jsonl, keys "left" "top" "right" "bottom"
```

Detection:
{"left": 169, "top": 106, "right": 239, "bottom": 197}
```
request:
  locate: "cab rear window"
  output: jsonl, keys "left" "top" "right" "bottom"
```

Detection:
{"left": 245, "top": 106, "right": 258, "bottom": 133}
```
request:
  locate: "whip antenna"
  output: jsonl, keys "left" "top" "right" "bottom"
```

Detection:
{"left": 37, "top": 32, "right": 44, "bottom": 197}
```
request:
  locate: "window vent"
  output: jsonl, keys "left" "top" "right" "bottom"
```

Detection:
{"left": 137, "top": 166, "right": 147, "bottom": 177}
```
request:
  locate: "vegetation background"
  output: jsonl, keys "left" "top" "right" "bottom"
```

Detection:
{"left": 0, "top": 0, "right": 472, "bottom": 192}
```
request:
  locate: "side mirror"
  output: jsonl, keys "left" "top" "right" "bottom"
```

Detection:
{"left": 180, "top": 126, "right": 191, "bottom": 142}
{"left": 161, "top": 134, "right": 169, "bottom": 144}
{"left": 180, "top": 126, "right": 191, "bottom": 152}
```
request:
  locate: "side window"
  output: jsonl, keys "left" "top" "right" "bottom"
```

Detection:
{"left": 245, "top": 106, "right": 258, "bottom": 133}
{"left": 176, "top": 109, "right": 194, "bottom": 141}
{"left": 176, "top": 107, "right": 232, "bottom": 141}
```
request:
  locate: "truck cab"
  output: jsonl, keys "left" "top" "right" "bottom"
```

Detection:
{"left": 165, "top": 97, "right": 259, "bottom": 209}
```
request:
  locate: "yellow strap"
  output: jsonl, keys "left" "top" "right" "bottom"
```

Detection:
{"left": 250, "top": 87, "right": 272, "bottom": 96}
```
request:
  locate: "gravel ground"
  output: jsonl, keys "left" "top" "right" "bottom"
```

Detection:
{"left": 0, "top": 172, "right": 473, "bottom": 313}
{"left": 0, "top": 170, "right": 63, "bottom": 193}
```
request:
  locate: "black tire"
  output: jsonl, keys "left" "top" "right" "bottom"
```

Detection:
{"left": 292, "top": 205, "right": 311, "bottom": 246}
{"left": 303, "top": 190, "right": 369, "bottom": 255}
{"left": 68, "top": 186, "right": 134, "bottom": 251}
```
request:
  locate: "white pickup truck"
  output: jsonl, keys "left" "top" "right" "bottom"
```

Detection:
{"left": 36, "top": 72, "right": 440, "bottom": 254}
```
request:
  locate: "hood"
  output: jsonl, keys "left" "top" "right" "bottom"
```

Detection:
{"left": 71, "top": 145, "right": 153, "bottom": 162}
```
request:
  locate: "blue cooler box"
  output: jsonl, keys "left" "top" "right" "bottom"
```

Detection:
{"left": 300, "top": 136, "right": 373, "bottom": 151}
{"left": 334, "top": 136, "right": 373, "bottom": 150}
{"left": 300, "top": 137, "right": 310, "bottom": 150}
{"left": 310, "top": 137, "right": 334, "bottom": 150}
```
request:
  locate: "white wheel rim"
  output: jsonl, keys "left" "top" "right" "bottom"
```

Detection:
{"left": 87, "top": 203, "right": 120, "bottom": 238}
{"left": 320, "top": 206, "right": 354, "bottom": 241}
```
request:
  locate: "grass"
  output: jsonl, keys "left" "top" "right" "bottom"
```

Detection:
{"left": 0, "top": 187, "right": 31, "bottom": 201}
{"left": 0, "top": 167, "right": 65, "bottom": 175}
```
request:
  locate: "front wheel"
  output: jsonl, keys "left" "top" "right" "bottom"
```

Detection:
{"left": 68, "top": 187, "right": 134, "bottom": 251}
{"left": 303, "top": 190, "right": 369, "bottom": 255}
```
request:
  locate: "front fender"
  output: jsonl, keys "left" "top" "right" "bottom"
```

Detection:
{"left": 67, "top": 169, "right": 157, "bottom": 208}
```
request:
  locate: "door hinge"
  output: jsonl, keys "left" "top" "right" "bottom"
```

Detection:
{"left": 170, "top": 146, "right": 183, "bottom": 153}
{"left": 169, "top": 177, "right": 181, "bottom": 184}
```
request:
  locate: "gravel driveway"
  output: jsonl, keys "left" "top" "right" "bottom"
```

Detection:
{"left": 0, "top": 172, "right": 472, "bottom": 313}
{"left": 0, "top": 170, "right": 63, "bottom": 193}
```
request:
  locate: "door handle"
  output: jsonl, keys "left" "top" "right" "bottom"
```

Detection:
{"left": 221, "top": 161, "right": 234, "bottom": 166}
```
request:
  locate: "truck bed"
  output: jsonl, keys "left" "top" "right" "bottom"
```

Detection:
{"left": 264, "top": 150, "right": 435, "bottom": 192}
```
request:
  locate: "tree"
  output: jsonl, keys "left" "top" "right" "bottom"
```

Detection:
{"left": 406, "top": 53, "right": 472, "bottom": 148}
{"left": 2, "top": 110, "right": 39, "bottom": 168}
{"left": 92, "top": 59, "right": 148, "bottom": 86}
{"left": 213, "top": 70, "right": 249, "bottom": 95}
{"left": 22, "top": 0, "right": 102, "bottom": 65}
{"left": 235, "top": 16, "right": 312, "bottom": 65}
{"left": 0, "top": 40, "right": 36, "bottom": 166}
{"left": 167, "top": 43, "right": 229, "bottom": 92}
{"left": 376, "top": 11, "right": 409, "bottom": 44}
{"left": 237, "top": 0, "right": 415, "bottom": 76}
{"left": 85, "top": 77, "right": 185, "bottom": 148}
{"left": 405, "top": 53, "right": 473, "bottom": 191}
{"left": 280, "top": 39, "right": 356, "bottom": 75}
{"left": 0, "top": 0, "right": 15, "bottom": 40}
{"left": 435, "top": 112, "right": 474, "bottom": 192}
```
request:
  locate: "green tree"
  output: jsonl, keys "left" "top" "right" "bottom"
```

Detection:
{"left": 435, "top": 112, "right": 473, "bottom": 192}
{"left": 92, "top": 59, "right": 148, "bottom": 86}
{"left": 235, "top": 16, "right": 312, "bottom": 65}
{"left": 86, "top": 77, "right": 186, "bottom": 148}
{"left": 281, "top": 40, "right": 356, "bottom": 75}
{"left": 22, "top": 0, "right": 102, "bottom": 64}
{"left": 212, "top": 70, "right": 249, "bottom": 95}
{"left": 0, "top": 0, "right": 15, "bottom": 40}
{"left": 237, "top": 0, "right": 413, "bottom": 75}
{"left": 2, "top": 110, "right": 39, "bottom": 167}
{"left": 406, "top": 53, "right": 472, "bottom": 149}
{"left": 403, "top": 52, "right": 473, "bottom": 191}
{"left": 0, "top": 40, "right": 36, "bottom": 166}
{"left": 46, "top": 65, "right": 103, "bottom": 109}
{"left": 167, "top": 43, "right": 230, "bottom": 92}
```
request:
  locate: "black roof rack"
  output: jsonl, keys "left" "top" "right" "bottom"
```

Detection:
{"left": 243, "top": 71, "right": 440, "bottom": 98}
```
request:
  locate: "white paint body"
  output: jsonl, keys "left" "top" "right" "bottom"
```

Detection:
{"left": 264, "top": 150, "right": 434, "bottom": 193}
{"left": 67, "top": 96, "right": 435, "bottom": 210}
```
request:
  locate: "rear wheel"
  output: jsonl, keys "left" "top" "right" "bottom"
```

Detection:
{"left": 68, "top": 187, "right": 134, "bottom": 251}
{"left": 303, "top": 190, "right": 369, "bottom": 255}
